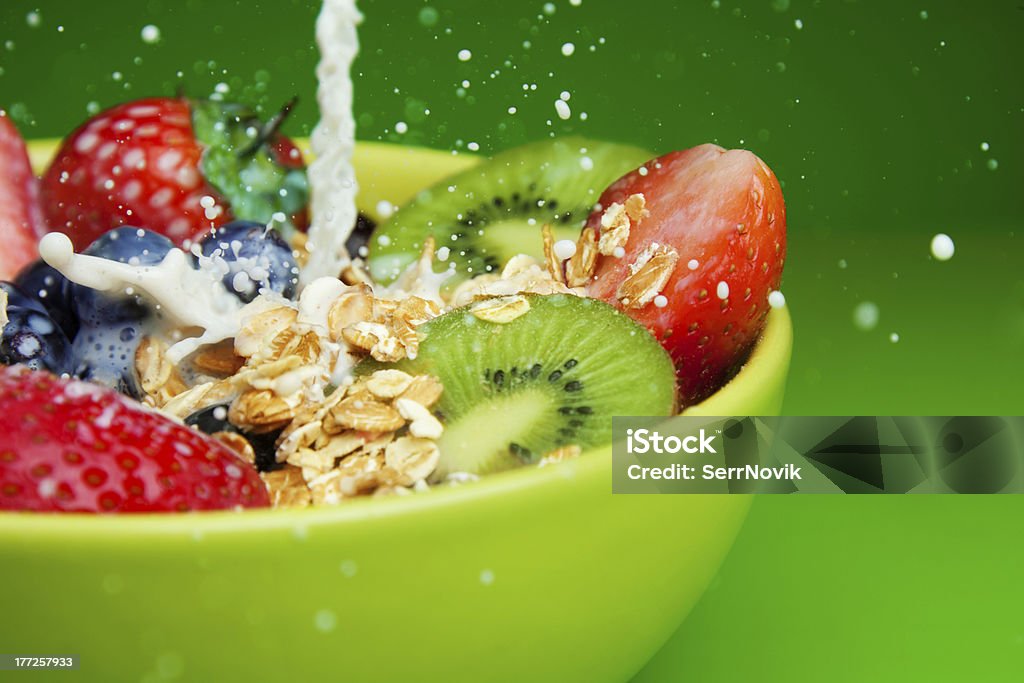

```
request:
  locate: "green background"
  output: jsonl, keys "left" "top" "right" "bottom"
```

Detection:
{"left": 2, "top": 0, "right": 1022, "bottom": 680}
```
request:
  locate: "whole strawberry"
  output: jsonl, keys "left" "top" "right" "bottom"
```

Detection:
{"left": 586, "top": 144, "right": 786, "bottom": 405}
{"left": 0, "top": 112, "right": 45, "bottom": 279}
{"left": 40, "top": 97, "right": 308, "bottom": 250}
{"left": 0, "top": 365, "right": 269, "bottom": 512}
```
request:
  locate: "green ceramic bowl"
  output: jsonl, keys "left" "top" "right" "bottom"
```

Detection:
{"left": 1, "top": 142, "right": 792, "bottom": 683}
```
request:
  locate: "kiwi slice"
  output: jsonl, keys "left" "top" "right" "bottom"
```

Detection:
{"left": 366, "top": 137, "right": 650, "bottom": 284}
{"left": 361, "top": 294, "right": 677, "bottom": 479}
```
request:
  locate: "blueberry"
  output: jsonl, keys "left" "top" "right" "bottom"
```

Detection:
{"left": 1, "top": 281, "right": 48, "bottom": 315}
{"left": 74, "top": 227, "right": 175, "bottom": 326}
{"left": 14, "top": 260, "right": 79, "bottom": 340}
{"left": 0, "top": 305, "right": 72, "bottom": 374}
{"left": 185, "top": 403, "right": 280, "bottom": 472}
{"left": 84, "top": 225, "right": 177, "bottom": 264}
{"left": 70, "top": 320, "right": 144, "bottom": 398}
{"left": 195, "top": 221, "right": 298, "bottom": 303}
{"left": 345, "top": 213, "right": 377, "bottom": 260}
{"left": 65, "top": 228, "right": 176, "bottom": 398}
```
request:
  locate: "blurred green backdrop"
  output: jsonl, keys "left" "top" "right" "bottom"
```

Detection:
{"left": 2, "top": 1, "right": 1022, "bottom": 681}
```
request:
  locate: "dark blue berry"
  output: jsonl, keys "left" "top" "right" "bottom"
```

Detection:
{"left": 345, "top": 213, "right": 377, "bottom": 260}
{"left": 0, "top": 305, "right": 72, "bottom": 374}
{"left": 84, "top": 225, "right": 177, "bottom": 264}
{"left": 70, "top": 320, "right": 144, "bottom": 398}
{"left": 195, "top": 221, "right": 298, "bottom": 303}
{"left": 14, "top": 260, "right": 79, "bottom": 340}
{"left": 74, "top": 227, "right": 175, "bottom": 326}
{"left": 1, "top": 281, "right": 48, "bottom": 315}
{"left": 185, "top": 403, "right": 280, "bottom": 472}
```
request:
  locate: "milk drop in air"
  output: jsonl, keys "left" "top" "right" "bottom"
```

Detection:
{"left": 930, "top": 233, "right": 955, "bottom": 261}
{"left": 853, "top": 302, "right": 879, "bottom": 331}
{"left": 555, "top": 100, "right": 571, "bottom": 120}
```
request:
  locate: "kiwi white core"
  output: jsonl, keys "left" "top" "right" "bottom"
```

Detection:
{"left": 476, "top": 219, "right": 579, "bottom": 267}
{"left": 435, "top": 387, "right": 555, "bottom": 479}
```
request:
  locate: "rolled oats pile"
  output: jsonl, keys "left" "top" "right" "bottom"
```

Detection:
{"left": 134, "top": 225, "right": 602, "bottom": 507}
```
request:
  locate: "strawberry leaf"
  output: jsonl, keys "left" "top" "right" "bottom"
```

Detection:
{"left": 191, "top": 99, "right": 308, "bottom": 237}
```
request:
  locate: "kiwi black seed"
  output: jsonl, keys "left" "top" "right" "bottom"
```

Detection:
{"left": 366, "top": 137, "right": 651, "bottom": 286}
{"left": 359, "top": 294, "right": 677, "bottom": 479}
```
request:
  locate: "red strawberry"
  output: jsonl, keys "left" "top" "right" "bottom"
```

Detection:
{"left": 0, "top": 112, "right": 45, "bottom": 279}
{"left": 40, "top": 97, "right": 309, "bottom": 250}
{"left": 586, "top": 144, "right": 786, "bottom": 405}
{"left": 0, "top": 365, "right": 269, "bottom": 513}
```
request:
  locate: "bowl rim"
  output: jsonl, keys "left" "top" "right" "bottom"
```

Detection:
{"left": 1, "top": 140, "right": 792, "bottom": 536}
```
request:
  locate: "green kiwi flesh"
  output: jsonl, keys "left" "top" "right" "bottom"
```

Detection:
{"left": 366, "top": 137, "right": 651, "bottom": 285}
{"left": 360, "top": 294, "right": 677, "bottom": 479}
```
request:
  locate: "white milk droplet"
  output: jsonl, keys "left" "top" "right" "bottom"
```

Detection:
{"left": 930, "top": 233, "right": 955, "bottom": 261}
{"left": 141, "top": 24, "right": 161, "bottom": 44}
{"left": 716, "top": 281, "right": 730, "bottom": 299}
{"left": 561, "top": 42, "right": 575, "bottom": 56}
{"left": 457, "top": 49, "right": 472, "bottom": 61}
{"left": 768, "top": 290, "right": 786, "bottom": 308}
{"left": 554, "top": 99, "right": 571, "bottom": 120}
{"left": 314, "top": 609, "right": 337, "bottom": 633}
{"left": 853, "top": 301, "right": 879, "bottom": 331}
{"left": 654, "top": 295, "right": 668, "bottom": 308}
{"left": 553, "top": 240, "right": 577, "bottom": 260}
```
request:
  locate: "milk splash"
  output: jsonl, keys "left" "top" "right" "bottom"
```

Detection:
{"left": 39, "top": 232, "right": 245, "bottom": 363}
{"left": 302, "top": 0, "right": 363, "bottom": 286}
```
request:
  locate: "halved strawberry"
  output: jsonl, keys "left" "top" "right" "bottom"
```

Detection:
{"left": 0, "top": 365, "right": 269, "bottom": 513}
{"left": 0, "top": 112, "right": 45, "bottom": 279}
{"left": 586, "top": 144, "right": 786, "bottom": 405}
{"left": 40, "top": 97, "right": 308, "bottom": 250}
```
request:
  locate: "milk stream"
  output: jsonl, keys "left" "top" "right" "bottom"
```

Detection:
{"left": 302, "top": 0, "right": 363, "bottom": 286}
